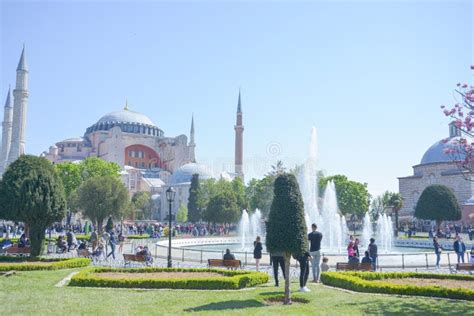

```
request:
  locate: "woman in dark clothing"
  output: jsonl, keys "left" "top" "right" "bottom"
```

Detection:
{"left": 295, "top": 251, "right": 312, "bottom": 292}
{"left": 253, "top": 236, "right": 263, "bottom": 272}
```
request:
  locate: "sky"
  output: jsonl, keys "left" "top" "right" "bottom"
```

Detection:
{"left": 1, "top": 0, "right": 473, "bottom": 197}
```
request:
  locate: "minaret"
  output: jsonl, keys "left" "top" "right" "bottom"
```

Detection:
{"left": 234, "top": 89, "right": 244, "bottom": 179}
{"left": 7, "top": 46, "right": 29, "bottom": 165}
{"left": 189, "top": 115, "right": 196, "bottom": 162}
{"left": 0, "top": 86, "right": 13, "bottom": 174}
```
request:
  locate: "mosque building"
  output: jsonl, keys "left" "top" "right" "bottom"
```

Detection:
{"left": 1, "top": 47, "right": 245, "bottom": 221}
{"left": 398, "top": 123, "right": 474, "bottom": 224}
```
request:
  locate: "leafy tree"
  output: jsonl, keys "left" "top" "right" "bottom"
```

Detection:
{"left": 196, "top": 178, "right": 217, "bottom": 213}
{"left": 246, "top": 176, "right": 274, "bottom": 218}
{"left": 177, "top": 204, "right": 188, "bottom": 223}
{"left": 388, "top": 193, "right": 403, "bottom": 236}
{"left": 267, "top": 160, "right": 286, "bottom": 176}
{"left": 231, "top": 176, "right": 248, "bottom": 211}
{"left": 203, "top": 190, "right": 239, "bottom": 224}
{"left": 319, "top": 175, "right": 370, "bottom": 218}
{"left": 370, "top": 191, "right": 393, "bottom": 220}
{"left": 0, "top": 155, "right": 67, "bottom": 256}
{"left": 440, "top": 65, "right": 474, "bottom": 177}
{"left": 78, "top": 157, "right": 121, "bottom": 180}
{"left": 187, "top": 174, "right": 201, "bottom": 223}
{"left": 266, "top": 173, "right": 308, "bottom": 305}
{"left": 76, "top": 176, "right": 129, "bottom": 233}
{"left": 132, "top": 191, "right": 153, "bottom": 220}
{"left": 415, "top": 185, "right": 461, "bottom": 229}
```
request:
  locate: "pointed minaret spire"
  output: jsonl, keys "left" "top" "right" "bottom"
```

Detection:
{"left": 16, "top": 44, "right": 28, "bottom": 71}
{"left": 189, "top": 114, "right": 196, "bottom": 163}
{"left": 234, "top": 89, "right": 244, "bottom": 180}
{"left": 237, "top": 88, "right": 242, "bottom": 113}
{"left": 124, "top": 99, "right": 129, "bottom": 110}
{"left": 1, "top": 86, "right": 14, "bottom": 174}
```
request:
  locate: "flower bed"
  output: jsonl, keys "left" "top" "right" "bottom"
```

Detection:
{"left": 70, "top": 267, "right": 269, "bottom": 290}
{"left": 321, "top": 271, "right": 474, "bottom": 301}
{"left": 0, "top": 257, "right": 90, "bottom": 271}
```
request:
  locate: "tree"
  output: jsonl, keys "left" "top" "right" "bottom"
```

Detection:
{"left": 246, "top": 176, "right": 274, "bottom": 218}
{"left": 266, "top": 173, "right": 308, "bottom": 305}
{"left": 131, "top": 191, "right": 152, "bottom": 220}
{"left": 319, "top": 175, "right": 370, "bottom": 218}
{"left": 370, "top": 191, "right": 393, "bottom": 220}
{"left": 177, "top": 204, "right": 188, "bottom": 223}
{"left": 203, "top": 191, "right": 239, "bottom": 224}
{"left": 105, "top": 217, "right": 114, "bottom": 232}
{"left": 78, "top": 157, "right": 121, "bottom": 180}
{"left": 441, "top": 65, "right": 474, "bottom": 177}
{"left": 388, "top": 193, "right": 403, "bottom": 236}
{"left": 268, "top": 160, "right": 286, "bottom": 177}
{"left": 415, "top": 185, "right": 461, "bottom": 229}
{"left": 76, "top": 176, "right": 129, "bottom": 233}
{"left": 231, "top": 176, "right": 248, "bottom": 211}
{"left": 187, "top": 174, "right": 201, "bottom": 223}
{"left": 0, "top": 155, "right": 67, "bottom": 256}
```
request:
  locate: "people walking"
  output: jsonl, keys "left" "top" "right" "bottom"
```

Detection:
{"left": 295, "top": 251, "right": 312, "bottom": 292}
{"left": 368, "top": 238, "right": 378, "bottom": 271}
{"left": 253, "top": 236, "right": 263, "bottom": 272}
{"left": 270, "top": 252, "right": 286, "bottom": 287}
{"left": 308, "top": 223, "right": 323, "bottom": 283}
{"left": 106, "top": 231, "right": 117, "bottom": 260}
{"left": 433, "top": 236, "right": 443, "bottom": 269}
{"left": 453, "top": 235, "right": 466, "bottom": 263}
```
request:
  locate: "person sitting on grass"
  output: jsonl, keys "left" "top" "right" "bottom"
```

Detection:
{"left": 321, "top": 257, "right": 329, "bottom": 272}
{"left": 223, "top": 248, "right": 236, "bottom": 260}
{"left": 18, "top": 233, "right": 29, "bottom": 248}
{"left": 361, "top": 251, "right": 372, "bottom": 264}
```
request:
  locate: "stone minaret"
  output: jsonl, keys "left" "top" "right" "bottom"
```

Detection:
{"left": 7, "top": 46, "right": 29, "bottom": 165}
{"left": 234, "top": 89, "right": 244, "bottom": 179}
{"left": 189, "top": 115, "right": 196, "bottom": 162}
{"left": 0, "top": 86, "right": 13, "bottom": 174}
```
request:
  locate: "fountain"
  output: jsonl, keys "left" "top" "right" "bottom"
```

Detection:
{"left": 250, "top": 209, "right": 263, "bottom": 239}
{"left": 376, "top": 213, "right": 393, "bottom": 253}
{"left": 300, "top": 127, "right": 320, "bottom": 227}
{"left": 239, "top": 209, "right": 250, "bottom": 249}
{"left": 320, "top": 180, "right": 347, "bottom": 251}
{"left": 362, "top": 212, "right": 373, "bottom": 249}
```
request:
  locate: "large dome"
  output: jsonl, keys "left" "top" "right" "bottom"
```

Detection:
{"left": 420, "top": 137, "right": 465, "bottom": 165}
{"left": 96, "top": 109, "right": 155, "bottom": 126}
{"left": 170, "top": 163, "right": 215, "bottom": 184}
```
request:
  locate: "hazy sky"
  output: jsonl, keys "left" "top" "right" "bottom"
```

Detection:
{"left": 1, "top": 0, "right": 473, "bottom": 196}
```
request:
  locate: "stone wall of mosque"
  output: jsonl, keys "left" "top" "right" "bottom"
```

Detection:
{"left": 398, "top": 162, "right": 474, "bottom": 217}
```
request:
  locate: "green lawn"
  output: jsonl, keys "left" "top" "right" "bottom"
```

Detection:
{"left": 1, "top": 269, "right": 473, "bottom": 315}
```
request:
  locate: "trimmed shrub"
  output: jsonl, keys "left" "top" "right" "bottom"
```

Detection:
{"left": 321, "top": 272, "right": 474, "bottom": 301}
{"left": 70, "top": 267, "right": 269, "bottom": 290}
{"left": 0, "top": 257, "right": 90, "bottom": 271}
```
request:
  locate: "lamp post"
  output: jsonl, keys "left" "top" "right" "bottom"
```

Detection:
{"left": 166, "top": 186, "right": 176, "bottom": 268}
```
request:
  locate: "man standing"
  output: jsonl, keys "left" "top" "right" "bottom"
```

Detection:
{"left": 308, "top": 223, "right": 323, "bottom": 283}
{"left": 453, "top": 235, "right": 466, "bottom": 263}
{"left": 368, "top": 238, "right": 378, "bottom": 271}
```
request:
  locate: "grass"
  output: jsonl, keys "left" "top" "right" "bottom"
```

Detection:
{"left": 1, "top": 269, "right": 473, "bottom": 315}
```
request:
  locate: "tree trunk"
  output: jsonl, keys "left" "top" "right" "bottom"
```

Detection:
{"left": 436, "top": 220, "right": 442, "bottom": 232}
{"left": 284, "top": 253, "right": 292, "bottom": 305}
{"left": 395, "top": 209, "right": 399, "bottom": 237}
{"left": 97, "top": 219, "right": 104, "bottom": 234}
{"left": 29, "top": 224, "right": 45, "bottom": 257}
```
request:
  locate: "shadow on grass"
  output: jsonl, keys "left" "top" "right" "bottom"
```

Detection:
{"left": 184, "top": 299, "right": 265, "bottom": 312}
{"left": 342, "top": 297, "right": 473, "bottom": 315}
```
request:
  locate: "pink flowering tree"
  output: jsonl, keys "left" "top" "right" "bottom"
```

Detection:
{"left": 441, "top": 65, "right": 474, "bottom": 178}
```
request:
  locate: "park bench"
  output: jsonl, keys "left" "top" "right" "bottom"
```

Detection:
{"left": 123, "top": 254, "right": 148, "bottom": 267}
{"left": 336, "top": 262, "right": 372, "bottom": 271}
{"left": 77, "top": 249, "right": 91, "bottom": 258}
{"left": 4, "top": 245, "right": 30, "bottom": 256}
{"left": 207, "top": 259, "right": 242, "bottom": 270}
{"left": 456, "top": 263, "right": 474, "bottom": 272}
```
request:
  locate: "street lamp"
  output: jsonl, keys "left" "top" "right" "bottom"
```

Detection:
{"left": 166, "top": 186, "right": 176, "bottom": 268}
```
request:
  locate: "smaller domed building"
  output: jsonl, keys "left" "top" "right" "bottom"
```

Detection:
{"left": 398, "top": 123, "right": 474, "bottom": 224}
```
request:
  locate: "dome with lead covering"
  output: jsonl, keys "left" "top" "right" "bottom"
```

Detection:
{"left": 420, "top": 137, "right": 465, "bottom": 165}
{"left": 170, "top": 163, "right": 215, "bottom": 184}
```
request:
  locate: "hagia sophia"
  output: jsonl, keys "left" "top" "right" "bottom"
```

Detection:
{"left": 1, "top": 47, "right": 244, "bottom": 221}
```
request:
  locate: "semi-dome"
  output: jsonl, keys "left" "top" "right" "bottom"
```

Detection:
{"left": 170, "top": 163, "right": 215, "bottom": 184}
{"left": 420, "top": 137, "right": 465, "bottom": 165}
{"left": 97, "top": 109, "right": 155, "bottom": 126}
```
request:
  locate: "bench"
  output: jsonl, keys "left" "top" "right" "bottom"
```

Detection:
{"left": 77, "top": 249, "right": 91, "bottom": 258}
{"left": 336, "top": 262, "right": 372, "bottom": 271}
{"left": 123, "top": 254, "right": 148, "bottom": 267}
{"left": 456, "top": 263, "right": 474, "bottom": 272}
{"left": 4, "top": 246, "right": 30, "bottom": 256}
{"left": 207, "top": 259, "right": 242, "bottom": 270}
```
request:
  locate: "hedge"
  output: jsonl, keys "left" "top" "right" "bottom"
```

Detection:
{"left": 321, "top": 271, "right": 474, "bottom": 301}
{"left": 0, "top": 257, "right": 90, "bottom": 271}
{"left": 70, "top": 267, "right": 269, "bottom": 290}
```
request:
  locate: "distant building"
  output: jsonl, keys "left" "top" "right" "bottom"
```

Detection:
{"left": 398, "top": 123, "right": 474, "bottom": 224}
